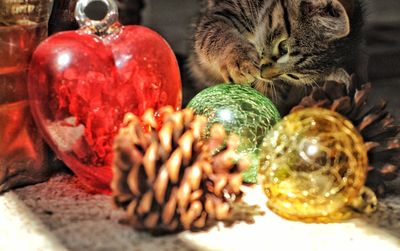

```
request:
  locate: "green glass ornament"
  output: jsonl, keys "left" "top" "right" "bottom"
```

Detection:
{"left": 187, "top": 83, "right": 280, "bottom": 183}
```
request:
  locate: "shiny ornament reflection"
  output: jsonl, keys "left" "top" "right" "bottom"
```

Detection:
{"left": 260, "top": 108, "right": 377, "bottom": 222}
{"left": 188, "top": 84, "right": 280, "bottom": 183}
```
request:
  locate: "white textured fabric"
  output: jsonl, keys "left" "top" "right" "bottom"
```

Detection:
{"left": 0, "top": 192, "right": 68, "bottom": 251}
{"left": 3, "top": 174, "right": 399, "bottom": 251}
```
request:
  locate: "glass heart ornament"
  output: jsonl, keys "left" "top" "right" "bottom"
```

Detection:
{"left": 28, "top": 0, "right": 182, "bottom": 193}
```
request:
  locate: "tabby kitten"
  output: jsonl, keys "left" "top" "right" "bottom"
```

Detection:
{"left": 189, "top": 0, "right": 363, "bottom": 112}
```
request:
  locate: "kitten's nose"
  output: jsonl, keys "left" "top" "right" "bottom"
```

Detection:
{"left": 261, "top": 63, "right": 281, "bottom": 79}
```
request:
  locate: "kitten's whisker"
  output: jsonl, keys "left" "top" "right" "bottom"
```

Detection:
{"left": 303, "top": 84, "right": 307, "bottom": 96}
{"left": 255, "top": 75, "right": 269, "bottom": 82}
{"left": 309, "top": 78, "right": 320, "bottom": 89}
{"left": 271, "top": 81, "right": 278, "bottom": 103}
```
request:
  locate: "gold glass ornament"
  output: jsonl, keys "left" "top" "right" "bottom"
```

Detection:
{"left": 260, "top": 108, "right": 377, "bottom": 222}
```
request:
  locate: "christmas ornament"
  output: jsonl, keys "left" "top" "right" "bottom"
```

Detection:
{"left": 112, "top": 107, "right": 262, "bottom": 234}
{"left": 291, "top": 75, "right": 400, "bottom": 196}
{"left": 260, "top": 108, "right": 377, "bottom": 223}
{"left": 28, "top": 0, "right": 182, "bottom": 193}
{"left": 187, "top": 84, "right": 280, "bottom": 183}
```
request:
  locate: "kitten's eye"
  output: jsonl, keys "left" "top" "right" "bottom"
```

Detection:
{"left": 278, "top": 40, "right": 289, "bottom": 57}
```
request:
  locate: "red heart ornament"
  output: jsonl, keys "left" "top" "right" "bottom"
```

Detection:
{"left": 28, "top": 1, "right": 181, "bottom": 193}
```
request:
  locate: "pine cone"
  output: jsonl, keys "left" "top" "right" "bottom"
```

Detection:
{"left": 291, "top": 75, "right": 400, "bottom": 196}
{"left": 112, "top": 107, "right": 260, "bottom": 234}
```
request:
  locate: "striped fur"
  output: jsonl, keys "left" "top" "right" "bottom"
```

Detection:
{"left": 189, "top": 0, "right": 363, "bottom": 112}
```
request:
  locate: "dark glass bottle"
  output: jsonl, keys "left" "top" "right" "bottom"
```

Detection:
{"left": 0, "top": 0, "right": 54, "bottom": 192}
{"left": 116, "top": 0, "right": 145, "bottom": 25}
{"left": 48, "top": 0, "right": 79, "bottom": 34}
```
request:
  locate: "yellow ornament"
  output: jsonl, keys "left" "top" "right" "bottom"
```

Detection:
{"left": 260, "top": 108, "right": 377, "bottom": 223}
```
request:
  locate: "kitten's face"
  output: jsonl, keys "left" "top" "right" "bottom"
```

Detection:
{"left": 254, "top": 0, "right": 352, "bottom": 86}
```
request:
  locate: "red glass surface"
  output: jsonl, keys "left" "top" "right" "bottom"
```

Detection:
{"left": 28, "top": 25, "right": 182, "bottom": 193}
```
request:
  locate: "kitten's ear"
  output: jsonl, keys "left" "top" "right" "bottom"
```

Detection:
{"left": 301, "top": 0, "right": 350, "bottom": 40}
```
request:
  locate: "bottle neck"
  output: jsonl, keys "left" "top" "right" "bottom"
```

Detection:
{"left": 0, "top": 0, "right": 54, "bottom": 26}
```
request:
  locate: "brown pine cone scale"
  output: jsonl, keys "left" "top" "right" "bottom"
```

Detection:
{"left": 112, "top": 108, "right": 260, "bottom": 234}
